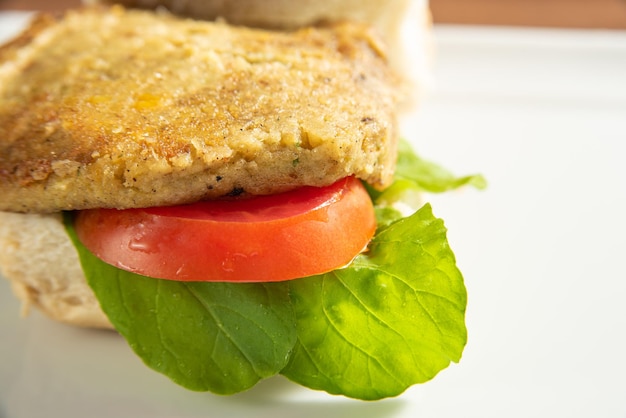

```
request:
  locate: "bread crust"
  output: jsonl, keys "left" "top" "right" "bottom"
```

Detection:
{"left": 90, "top": 0, "right": 414, "bottom": 37}
{"left": 0, "top": 6, "right": 398, "bottom": 213}
{"left": 0, "top": 212, "right": 112, "bottom": 328}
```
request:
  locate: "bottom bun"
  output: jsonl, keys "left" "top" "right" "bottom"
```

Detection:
{"left": 0, "top": 212, "right": 112, "bottom": 329}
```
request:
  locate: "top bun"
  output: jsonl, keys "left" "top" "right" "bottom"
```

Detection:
{"left": 89, "top": 0, "right": 419, "bottom": 37}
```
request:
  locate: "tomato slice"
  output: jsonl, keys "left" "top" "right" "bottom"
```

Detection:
{"left": 74, "top": 177, "right": 376, "bottom": 282}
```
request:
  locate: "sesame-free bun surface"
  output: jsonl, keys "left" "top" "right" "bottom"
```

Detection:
{"left": 0, "top": 212, "right": 112, "bottom": 328}
{"left": 91, "top": 0, "right": 416, "bottom": 43}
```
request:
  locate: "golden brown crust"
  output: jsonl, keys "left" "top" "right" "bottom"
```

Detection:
{"left": 0, "top": 6, "right": 398, "bottom": 213}
{"left": 0, "top": 14, "right": 56, "bottom": 64}
{"left": 91, "top": 0, "right": 432, "bottom": 106}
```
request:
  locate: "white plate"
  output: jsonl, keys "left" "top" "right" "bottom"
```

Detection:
{"left": 2, "top": 12, "right": 626, "bottom": 418}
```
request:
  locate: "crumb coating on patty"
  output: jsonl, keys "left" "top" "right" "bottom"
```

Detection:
{"left": 0, "top": 6, "right": 398, "bottom": 213}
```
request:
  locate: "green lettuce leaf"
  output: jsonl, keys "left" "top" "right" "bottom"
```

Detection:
{"left": 64, "top": 213, "right": 297, "bottom": 395}
{"left": 396, "top": 140, "right": 487, "bottom": 192}
{"left": 366, "top": 139, "right": 487, "bottom": 210}
{"left": 281, "top": 204, "right": 467, "bottom": 400}
{"left": 62, "top": 141, "right": 479, "bottom": 399}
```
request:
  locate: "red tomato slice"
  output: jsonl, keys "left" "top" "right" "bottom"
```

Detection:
{"left": 74, "top": 177, "right": 376, "bottom": 282}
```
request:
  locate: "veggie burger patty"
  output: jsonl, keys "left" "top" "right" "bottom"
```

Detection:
{"left": 0, "top": 6, "right": 398, "bottom": 213}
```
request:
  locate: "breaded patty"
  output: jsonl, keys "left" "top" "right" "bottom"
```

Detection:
{"left": 0, "top": 6, "right": 398, "bottom": 213}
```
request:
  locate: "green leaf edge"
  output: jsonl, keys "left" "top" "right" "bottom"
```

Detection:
{"left": 61, "top": 140, "right": 481, "bottom": 400}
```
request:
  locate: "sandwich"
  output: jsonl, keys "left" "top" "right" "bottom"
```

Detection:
{"left": 0, "top": 2, "right": 484, "bottom": 400}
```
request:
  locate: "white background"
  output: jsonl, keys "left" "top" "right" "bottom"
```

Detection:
{"left": 1, "top": 13, "right": 626, "bottom": 418}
